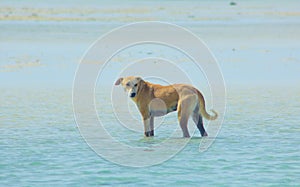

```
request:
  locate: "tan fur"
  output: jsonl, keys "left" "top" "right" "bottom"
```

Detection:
{"left": 115, "top": 76, "right": 217, "bottom": 137}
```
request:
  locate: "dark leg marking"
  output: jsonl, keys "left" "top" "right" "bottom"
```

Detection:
{"left": 144, "top": 130, "right": 154, "bottom": 137}
{"left": 197, "top": 116, "right": 208, "bottom": 137}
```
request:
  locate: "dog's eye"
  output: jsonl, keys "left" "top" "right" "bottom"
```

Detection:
{"left": 126, "top": 83, "right": 130, "bottom": 87}
{"left": 134, "top": 83, "right": 138, "bottom": 87}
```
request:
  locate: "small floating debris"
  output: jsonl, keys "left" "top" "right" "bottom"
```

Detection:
{"left": 230, "top": 2, "right": 237, "bottom": 6}
{"left": 144, "top": 149, "right": 154, "bottom": 152}
{"left": 31, "top": 13, "right": 38, "bottom": 17}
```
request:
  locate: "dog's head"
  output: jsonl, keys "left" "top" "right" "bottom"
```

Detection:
{"left": 114, "top": 76, "right": 143, "bottom": 98}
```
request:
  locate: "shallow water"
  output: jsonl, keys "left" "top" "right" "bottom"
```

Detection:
{"left": 1, "top": 0, "right": 300, "bottom": 186}
{"left": 1, "top": 87, "right": 299, "bottom": 186}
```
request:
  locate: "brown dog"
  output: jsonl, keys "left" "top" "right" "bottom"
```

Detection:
{"left": 115, "top": 76, "right": 217, "bottom": 137}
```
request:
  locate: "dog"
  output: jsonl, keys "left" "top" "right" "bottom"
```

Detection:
{"left": 115, "top": 76, "right": 218, "bottom": 138}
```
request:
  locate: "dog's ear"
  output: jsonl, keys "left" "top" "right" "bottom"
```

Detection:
{"left": 136, "top": 77, "right": 142, "bottom": 82}
{"left": 114, "top": 78, "right": 123, "bottom": 85}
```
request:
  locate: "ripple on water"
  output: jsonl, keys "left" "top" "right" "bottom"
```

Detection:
{"left": 1, "top": 87, "right": 300, "bottom": 186}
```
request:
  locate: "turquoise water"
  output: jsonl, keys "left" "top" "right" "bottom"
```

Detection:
{"left": 1, "top": 0, "right": 300, "bottom": 186}
{"left": 1, "top": 87, "right": 299, "bottom": 186}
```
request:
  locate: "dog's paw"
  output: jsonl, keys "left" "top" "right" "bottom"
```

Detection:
{"left": 144, "top": 130, "right": 154, "bottom": 137}
{"left": 202, "top": 132, "right": 208, "bottom": 137}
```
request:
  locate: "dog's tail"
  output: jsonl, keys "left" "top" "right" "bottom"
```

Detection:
{"left": 198, "top": 91, "right": 218, "bottom": 120}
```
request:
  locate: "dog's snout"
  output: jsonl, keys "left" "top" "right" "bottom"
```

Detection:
{"left": 130, "top": 93, "right": 136, "bottom": 98}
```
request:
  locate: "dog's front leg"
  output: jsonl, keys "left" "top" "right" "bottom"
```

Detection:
{"left": 143, "top": 116, "right": 154, "bottom": 137}
{"left": 150, "top": 116, "right": 154, "bottom": 136}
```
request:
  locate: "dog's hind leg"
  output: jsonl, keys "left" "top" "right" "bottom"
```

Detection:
{"left": 178, "top": 113, "right": 190, "bottom": 138}
{"left": 177, "top": 108, "right": 190, "bottom": 138}
{"left": 193, "top": 111, "right": 208, "bottom": 137}
{"left": 177, "top": 95, "right": 197, "bottom": 138}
